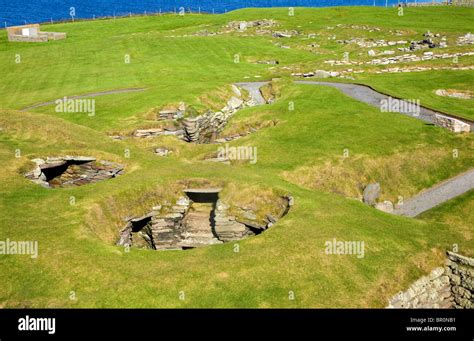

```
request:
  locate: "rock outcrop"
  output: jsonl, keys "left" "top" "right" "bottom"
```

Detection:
{"left": 363, "top": 183, "right": 381, "bottom": 206}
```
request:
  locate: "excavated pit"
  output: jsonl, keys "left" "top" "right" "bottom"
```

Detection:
{"left": 24, "top": 156, "right": 124, "bottom": 188}
{"left": 117, "top": 189, "right": 293, "bottom": 251}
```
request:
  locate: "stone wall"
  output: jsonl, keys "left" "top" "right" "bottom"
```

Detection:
{"left": 183, "top": 96, "right": 242, "bottom": 143}
{"left": 183, "top": 93, "right": 255, "bottom": 144}
{"left": 387, "top": 252, "right": 473, "bottom": 309}
{"left": 433, "top": 114, "right": 471, "bottom": 133}
{"left": 387, "top": 267, "right": 453, "bottom": 308}
{"left": 117, "top": 194, "right": 293, "bottom": 250}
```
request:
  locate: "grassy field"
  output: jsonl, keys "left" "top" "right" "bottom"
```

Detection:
{"left": 0, "top": 6, "right": 473, "bottom": 308}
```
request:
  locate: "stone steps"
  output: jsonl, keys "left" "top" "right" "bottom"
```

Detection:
{"left": 181, "top": 203, "right": 220, "bottom": 245}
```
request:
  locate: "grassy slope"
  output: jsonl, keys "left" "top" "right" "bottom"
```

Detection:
{"left": 418, "top": 190, "right": 474, "bottom": 258}
{"left": 0, "top": 7, "right": 473, "bottom": 308}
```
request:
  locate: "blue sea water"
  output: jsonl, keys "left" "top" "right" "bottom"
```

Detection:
{"left": 0, "top": 0, "right": 431, "bottom": 26}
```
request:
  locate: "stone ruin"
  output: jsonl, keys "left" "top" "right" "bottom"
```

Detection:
{"left": 154, "top": 148, "right": 172, "bottom": 157}
{"left": 25, "top": 156, "right": 124, "bottom": 188}
{"left": 127, "top": 84, "right": 260, "bottom": 143}
{"left": 182, "top": 87, "right": 257, "bottom": 144}
{"left": 117, "top": 189, "right": 293, "bottom": 250}
{"left": 387, "top": 251, "right": 473, "bottom": 309}
{"left": 7, "top": 24, "right": 66, "bottom": 43}
{"left": 435, "top": 89, "right": 473, "bottom": 100}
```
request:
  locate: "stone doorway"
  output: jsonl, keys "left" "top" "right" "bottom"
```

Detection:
{"left": 180, "top": 188, "right": 222, "bottom": 248}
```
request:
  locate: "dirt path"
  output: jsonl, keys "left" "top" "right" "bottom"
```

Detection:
{"left": 295, "top": 81, "right": 474, "bottom": 131}
{"left": 234, "top": 82, "right": 268, "bottom": 105}
{"left": 20, "top": 88, "right": 147, "bottom": 111}
{"left": 394, "top": 169, "right": 474, "bottom": 217}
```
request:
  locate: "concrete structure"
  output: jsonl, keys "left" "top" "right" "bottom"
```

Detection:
{"left": 7, "top": 24, "right": 66, "bottom": 42}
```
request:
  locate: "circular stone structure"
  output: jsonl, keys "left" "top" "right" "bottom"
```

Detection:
{"left": 117, "top": 190, "right": 293, "bottom": 251}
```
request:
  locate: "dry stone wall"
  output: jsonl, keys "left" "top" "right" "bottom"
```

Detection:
{"left": 433, "top": 114, "right": 471, "bottom": 133}
{"left": 387, "top": 252, "right": 473, "bottom": 309}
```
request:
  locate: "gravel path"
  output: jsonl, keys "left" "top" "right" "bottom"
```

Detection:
{"left": 20, "top": 88, "right": 147, "bottom": 111}
{"left": 394, "top": 169, "right": 474, "bottom": 217}
{"left": 295, "top": 81, "right": 474, "bottom": 131}
{"left": 234, "top": 82, "right": 269, "bottom": 105}
{"left": 294, "top": 80, "right": 474, "bottom": 216}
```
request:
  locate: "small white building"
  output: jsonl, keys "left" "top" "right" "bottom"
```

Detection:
{"left": 7, "top": 24, "right": 66, "bottom": 42}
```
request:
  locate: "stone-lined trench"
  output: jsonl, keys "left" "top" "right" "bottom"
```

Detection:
{"left": 117, "top": 189, "right": 293, "bottom": 250}
{"left": 121, "top": 83, "right": 272, "bottom": 144}
{"left": 24, "top": 156, "right": 124, "bottom": 188}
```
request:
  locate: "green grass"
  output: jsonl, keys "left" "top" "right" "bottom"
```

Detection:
{"left": 418, "top": 190, "right": 474, "bottom": 258}
{"left": 0, "top": 6, "right": 473, "bottom": 308}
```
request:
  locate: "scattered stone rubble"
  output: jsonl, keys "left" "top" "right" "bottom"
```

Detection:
{"left": 226, "top": 19, "right": 277, "bottom": 32}
{"left": 337, "top": 38, "right": 407, "bottom": 48}
{"left": 373, "top": 65, "right": 474, "bottom": 74}
{"left": 273, "top": 30, "right": 299, "bottom": 38}
{"left": 174, "top": 20, "right": 278, "bottom": 38}
{"left": 154, "top": 148, "right": 172, "bottom": 157}
{"left": 334, "top": 24, "right": 382, "bottom": 32}
{"left": 156, "top": 106, "right": 185, "bottom": 120}
{"left": 363, "top": 183, "right": 381, "bottom": 206}
{"left": 387, "top": 251, "right": 473, "bottom": 309}
{"left": 457, "top": 33, "right": 474, "bottom": 46}
{"left": 133, "top": 127, "right": 185, "bottom": 138}
{"left": 292, "top": 65, "right": 474, "bottom": 79}
{"left": 117, "top": 192, "right": 293, "bottom": 250}
{"left": 25, "top": 156, "right": 124, "bottom": 188}
{"left": 324, "top": 51, "right": 473, "bottom": 67}
{"left": 362, "top": 183, "right": 395, "bottom": 213}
